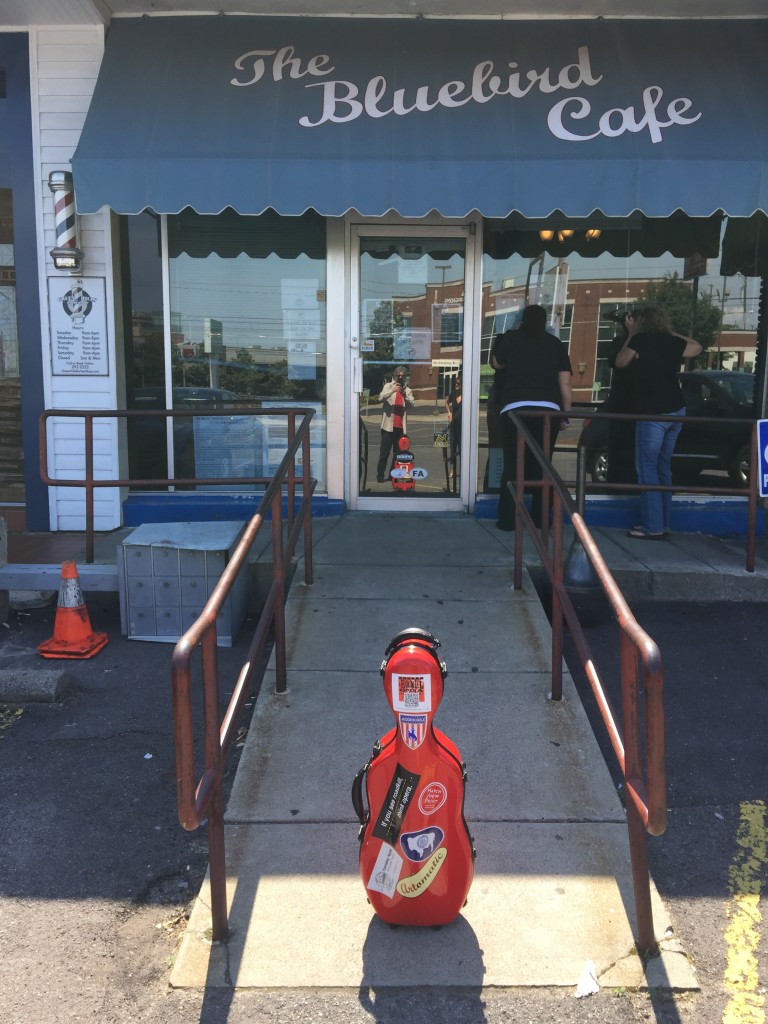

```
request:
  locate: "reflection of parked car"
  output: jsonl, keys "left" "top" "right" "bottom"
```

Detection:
{"left": 133, "top": 386, "right": 241, "bottom": 409}
{"left": 130, "top": 387, "right": 244, "bottom": 480}
{"left": 578, "top": 371, "right": 756, "bottom": 486}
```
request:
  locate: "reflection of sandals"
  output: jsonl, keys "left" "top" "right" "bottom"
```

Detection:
{"left": 627, "top": 527, "right": 667, "bottom": 540}
{"left": 632, "top": 524, "right": 670, "bottom": 537}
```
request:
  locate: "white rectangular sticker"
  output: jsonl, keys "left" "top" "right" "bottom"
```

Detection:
{"left": 366, "top": 843, "right": 404, "bottom": 899}
{"left": 391, "top": 673, "right": 432, "bottom": 714}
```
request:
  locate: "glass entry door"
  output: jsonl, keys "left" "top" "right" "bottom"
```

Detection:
{"left": 350, "top": 227, "right": 472, "bottom": 508}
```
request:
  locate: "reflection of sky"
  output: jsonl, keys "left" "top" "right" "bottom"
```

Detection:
{"left": 169, "top": 253, "right": 327, "bottom": 351}
{"left": 484, "top": 246, "right": 761, "bottom": 332}
{"left": 129, "top": 211, "right": 760, "bottom": 339}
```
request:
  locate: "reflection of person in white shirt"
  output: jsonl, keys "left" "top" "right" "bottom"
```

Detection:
{"left": 376, "top": 366, "right": 415, "bottom": 483}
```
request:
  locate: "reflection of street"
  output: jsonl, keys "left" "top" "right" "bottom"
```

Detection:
{"left": 360, "top": 407, "right": 456, "bottom": 495}
{"left": 359, "top": 403, "right": 587, "bottom": 497}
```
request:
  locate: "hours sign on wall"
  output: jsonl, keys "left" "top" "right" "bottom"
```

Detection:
{"left": 48, "top": 276, "right": 108, "bottom": 376}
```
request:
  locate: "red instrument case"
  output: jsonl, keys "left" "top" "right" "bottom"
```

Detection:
{"left": 352, "top": 628, "right": 475, "bottom": 926}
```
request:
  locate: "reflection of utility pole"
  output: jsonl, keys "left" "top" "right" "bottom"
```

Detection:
{"left": 524, "top": 254, "right": 544, "bottom": 306}
{"left": 716, "top": 278, "right": 729, "bottom": 369}
{"left": 436, "top": 264, "right": 451, "bottom": 288}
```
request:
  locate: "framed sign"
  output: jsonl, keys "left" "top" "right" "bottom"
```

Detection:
{"left": 48, "top": 276, "right": 108, "bottom": 376}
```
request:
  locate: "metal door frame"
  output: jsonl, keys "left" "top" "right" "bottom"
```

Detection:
{"left": 345, "top": 219, "right": 481, "bottom": 512}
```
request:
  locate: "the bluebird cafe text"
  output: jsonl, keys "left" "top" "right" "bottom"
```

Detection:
{"left": 230, "top": 44, "right": 701, "bottom": 144}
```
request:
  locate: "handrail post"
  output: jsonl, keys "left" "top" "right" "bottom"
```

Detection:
{"left": 620, "top": 631, "right": 658, "bottom": 956}
{"left": 201, "top": 629, "right": 229, "bottom": 941}
{"left": 208, "top": 785, "right": 229, "bottom": 942}
{"left": 746, "top": 422, "right": 757, "bottom": 573}
{"left": 85, "top": 414, "right": 95, "bottom": 564}
{"left": 302, "top": 416, "right": 314, "bottom": 586}
{"left": 550, "top": 491, "right": 564, "bottom": 702}
{"left": 287, "top": 411, "right": 296, "bottom": 534}
{"left": 272, "top": 489, "right": 287, "bottom": 694}
{"left": 540, "top": 412, "right": 551, "bottom": 545}
{"left": 512, "top": 427, "right": 525, "bottom": 590}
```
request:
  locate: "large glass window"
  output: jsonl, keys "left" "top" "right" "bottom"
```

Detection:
{"left": 122, "top": 209, "right": 327, "bottom": 490}
{"left": 478, "top": 215, "right": 765, "bottom": 495}
{"left": 0, "top": 188, "right": 23, "bottom": 503}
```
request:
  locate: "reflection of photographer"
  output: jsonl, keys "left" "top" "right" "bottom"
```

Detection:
{"left": 376, "top": 366, "right": 415, "bottom": 483}
{"left": 603, "top": 308, "right": 638, "bottom": 487}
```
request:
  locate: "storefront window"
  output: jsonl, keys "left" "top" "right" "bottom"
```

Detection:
{"left": 0, "top": 188, "right": 23, "bottom": 503}
{"left": 478, "top": 215, "right": 764, "bottom": 496}
{"left": 123, "top": 211, "right": 167, "bottom": 482}
{"left": 123, "top": 209, "right": 327, "bottom": 490}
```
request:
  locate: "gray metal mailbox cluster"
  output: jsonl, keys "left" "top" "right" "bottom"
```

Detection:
{"left": 118, "top": 521, "right": 248, "bottom": 647}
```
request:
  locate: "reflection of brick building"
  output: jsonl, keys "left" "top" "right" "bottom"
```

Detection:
{"left": 705, "top": 332, "right": 756, "bottom": 371}
{"left": 390, "top": 283, "right": 464, "bottom": 404}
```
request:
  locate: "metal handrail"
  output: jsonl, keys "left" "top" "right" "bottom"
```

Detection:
{"left": 38, "top": 406, "right": 313, "bottom": 564}
{"left": 553, "top": 408, "right": 760, "bottom": 572}
{"left": 39, "top": 404, "right": 316, "bottom": 943}
{"left": 169, "top": 409, "right": 316, "bottom": 943}
{"left": 506, "top": 408, "right": 667, "bottom": 956}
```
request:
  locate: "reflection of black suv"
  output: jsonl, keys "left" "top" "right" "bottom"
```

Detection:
{"left": 579, "top": 371, "right": 756, "bottom": 486}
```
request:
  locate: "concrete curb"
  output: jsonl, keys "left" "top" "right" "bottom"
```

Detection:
{"left": 0, "top": 667, "right": 76, "bottom": 703}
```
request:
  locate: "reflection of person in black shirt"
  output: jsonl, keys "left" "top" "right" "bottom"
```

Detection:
{"left": 491, "top": 305, "right": 572, "bottom": 530}
{"left": 604, "top": 314, "right": 637, "bottom": 488}
{"left": 444, "top": 372, "right": 462, "bottom": 481}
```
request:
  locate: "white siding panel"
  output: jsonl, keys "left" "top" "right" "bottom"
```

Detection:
{"left": 37, "top": 28, "right": 102, "bottom": 46}
{"left": 38, "top": 60, "right": 103, "bottom": 79}
{"left": 39, "top": 127, "right": 85, "bottom": 147}
{"left": 39, "top": 111, "right": 87, "bottom": 131}
{"left": 38, "top": 78, "right": 98, "bottom": 96}
{"left": 38, "top": 44, "right": 104, "bottom": 64}
{"left": 48, "top": 423, "right": 115, "bottom": 445}
{"left": 39, "top": 94, "right": 93, "bottom": 114}
{"left": 50, "top": 436, "right": 116, "bottom": 455}
{"left": 41, "top": 144, "right": 85, "bottom": 163}
{"left": 48, "top": 392, "right": 114, "bottom": 409}
{"left": 56, "top": 455, "right": 116, "bottom": 472}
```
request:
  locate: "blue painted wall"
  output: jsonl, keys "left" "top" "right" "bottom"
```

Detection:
{"left": 0, "top": 34, "right": 47, "bottom": 529}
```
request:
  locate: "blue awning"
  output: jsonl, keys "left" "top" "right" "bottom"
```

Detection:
{"left": 72, "top": 16, "right": 768, "bottom": 219}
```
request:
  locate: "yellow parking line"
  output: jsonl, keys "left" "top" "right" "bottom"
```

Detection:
{"left": 723, "top": 800, "right": 766, "bottom": 1024}
{"left": 0, "top": 706, "right": 24, "bottom": 736}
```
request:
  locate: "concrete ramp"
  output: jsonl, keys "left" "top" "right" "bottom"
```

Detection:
{"left": 170, "top": 515, "right": 697, "bottom": 992}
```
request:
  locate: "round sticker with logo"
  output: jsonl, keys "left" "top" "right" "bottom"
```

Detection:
{"left": 418, "top": 781, "right": 447, "bottom": 815}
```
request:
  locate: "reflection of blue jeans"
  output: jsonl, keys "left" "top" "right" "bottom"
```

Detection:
{"left": 635, "top": 410, "right": 684, "bottom": 534}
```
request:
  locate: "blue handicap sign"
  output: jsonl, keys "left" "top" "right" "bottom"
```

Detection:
{"left": 758, "top": 420, "right": 768, "bottom": 498}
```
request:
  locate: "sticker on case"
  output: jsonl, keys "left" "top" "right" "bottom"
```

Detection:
{"left": 367, "top": 842, "right": 404, "bottom": 899}
{"left": 392, "top": 672, "right": 432, "bottom": 713}
{"left": 396, "top": 848, "right": 447, "bottom": 898}
{"left": 399, "top": 713, "right": 427, "bottom": 749}
{"left": 418, "top": 782, "right": 447, "bottom": 815}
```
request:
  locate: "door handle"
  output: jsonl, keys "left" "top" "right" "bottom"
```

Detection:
{"left": 353, "top": 356, "right": 363, "bottom": 394}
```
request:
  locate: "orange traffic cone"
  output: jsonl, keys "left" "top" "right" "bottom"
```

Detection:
{"left": 37, "top": 561, "right": 109, "bottom": 660}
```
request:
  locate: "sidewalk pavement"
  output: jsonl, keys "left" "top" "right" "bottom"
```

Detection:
{"left": 168, "top": 513, "right": 715, "bottom": 994}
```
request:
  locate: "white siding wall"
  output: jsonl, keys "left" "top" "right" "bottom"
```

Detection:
{"left": 30, "top": 24, "right": 124, "bottom": 531}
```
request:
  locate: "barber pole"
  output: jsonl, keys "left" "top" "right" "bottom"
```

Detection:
{"left": 48, "top": 171, "right": 84, "bottom": 271}
{"left": 49, "top": 171, "right": 77, "bottom": 249}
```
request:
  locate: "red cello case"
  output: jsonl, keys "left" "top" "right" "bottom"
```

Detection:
{"left": 391, "top": 434, "right": 416, "bottom": 492}
{"left": 352, "top": 628, "right": 475, "bottom": 926}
